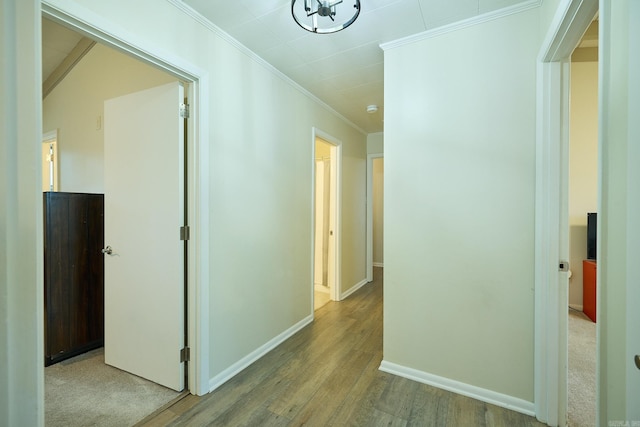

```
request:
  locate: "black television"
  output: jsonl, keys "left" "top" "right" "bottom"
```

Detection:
{"left": 587, "top": 212, "right": 597, "bottom": 260}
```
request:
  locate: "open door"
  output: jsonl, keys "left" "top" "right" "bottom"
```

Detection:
{"left": 103, "top": 81, "right": 185, "bottom": 391}
{"left": 314, "top": 137, "right": 337, "bottom": 300}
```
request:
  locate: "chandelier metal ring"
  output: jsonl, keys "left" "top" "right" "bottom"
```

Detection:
{"left": 291, "top": 0, "right": 361, "bottom": 34}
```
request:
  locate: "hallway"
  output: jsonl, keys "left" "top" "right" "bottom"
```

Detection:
{"left": 140, "top": 268, "right": 544, "bottom": 426}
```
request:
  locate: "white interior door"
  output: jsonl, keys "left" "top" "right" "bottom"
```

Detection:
{"left": 327, "top": 145, "right": 336, "bottom": 300}
{"left": 103, "top": 81, "right": 185, "bottom": 391}
{"left": 314, "top": 160, "right": 327, "bottom": 287}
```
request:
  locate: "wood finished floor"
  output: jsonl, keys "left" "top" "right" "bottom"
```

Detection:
{"left": 139, "top": 268, "right": 545, "bottom": 427}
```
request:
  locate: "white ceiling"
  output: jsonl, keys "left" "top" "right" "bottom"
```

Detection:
{"left": 180, "top": 0, "right": 527, "bottom": 133}
{"left": 42, "top": 1, "right": 530, "bottom": 134}
{"left": 42, "top": 18, "right": 84, "bottom": 81}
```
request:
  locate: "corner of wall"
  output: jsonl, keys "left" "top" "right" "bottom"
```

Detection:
{"left": 379, "top": 361, "right": 536, "bottom": 417}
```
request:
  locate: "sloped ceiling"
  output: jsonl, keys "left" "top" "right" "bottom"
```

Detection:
{"left": 42, "top": 18, "right": 83, "bottom": 81}
{"left": 42, "top": 18, "right": 95, "bottom": 98}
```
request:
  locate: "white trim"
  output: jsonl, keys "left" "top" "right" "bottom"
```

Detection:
{"left": 534, "top": 61, "right": 563, "bottom": 427}
{"left": 534, "top": 0, "right": 598, "bottom": 424}
{"left": 538, "top": 0, "right": 598, "bottom": 63}
{"left": 310, "top": 147, "right": 317, "bottom": 316}
{"left": 625, "top": 4, "right": 640, "bottom": 419}
{"left": 599, "top": 2, "right": 640, "bottom": 419}
{"left": 41, "top": 129, "right": 59, "bottom": 191}
{"left": 380, "top": 0, "right": 541, "bottom": 51}
{"left": 379, "top": 361, "right": 535, "bottom": 417}
{"left": 208, "top": 314, "right": 313, "bottom": 392}
{"left": 41, "top": 0, "right": 211, "bottom": 396}
{"left": 366, "top": 153, "right": 384, "bottom": 282}
{"left": 340, "top": 278, "right": 369, "bottom": 301}
{"left": 312, "top": 128, "right": 342, "bottom": 303}
{"left": 166, "top": 0, "right": 366, "bottom": 136}
{"left": 42, "top": 129, "right": 57, "bottom": 143}
{"left": 372, "top": 262, "right": 384, "bottom": 268}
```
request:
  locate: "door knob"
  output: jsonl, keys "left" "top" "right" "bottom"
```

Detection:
{"left": 102, "top": 246, "right": 113, "bottom": 255}
{"left": 635, "top": 355, "right": 640, "bottom": 370}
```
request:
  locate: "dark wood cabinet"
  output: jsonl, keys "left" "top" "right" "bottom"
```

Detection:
{"left": 44, "top": 192, "right": 104, "bottom": 366}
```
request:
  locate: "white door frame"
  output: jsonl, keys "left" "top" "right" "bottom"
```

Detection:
{"left": 41, "top": 130, "right": 58, "bottom": 192}
{"left": 311, "top": 127, "right": 342, "bottom": 303}
{"left": 366, "top": 153, "right": 383, "bottom": 282}
{"left": 41, "top": 1, "right": 211, "bottom": 396}
{"left": 534, "top": 0, "right": 598, "bottom": 424}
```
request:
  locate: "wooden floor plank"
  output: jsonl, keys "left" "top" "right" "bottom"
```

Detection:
{"left": 140, "top": 268, "right": 545, "bottom": 427}
{"left": 333, "top": 369, "right": 394, "bottom": 426}
{"left": 405, "top": 381, "right": 450, "bottom": 426}
{"left": 288, "top": 350, "right": 374, "bottom": 426}
{"left": 376, "top": 375, "right": 421, "bottom": 420}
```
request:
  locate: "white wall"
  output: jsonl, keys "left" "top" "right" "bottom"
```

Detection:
{"left": 339, "top": 135, "right": 368, "bottom": 294}
{"left": 367, "top": 132, "right": 383, "bottom": 154}
{"left": 598, "top": 0, "right": 640, "bottom": 422}
{"left": 383, "top": 7, "right": 539, "bottom": 405}
{"left": 43, "top": 43, "right": 176, "bottom": 193}
{"left": 40, "top": 0, "right": 367, "bottom": 388}
{"left": 540, "top": 0, "right": 562, "bottom": 35}
{"left": 568, "top": 61, "right": 598, "bottom": 309}
{"left": 0, "top": 0, "right": 43, "bottom": 425}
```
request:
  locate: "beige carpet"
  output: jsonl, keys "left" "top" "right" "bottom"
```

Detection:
{"left": 45, "top": 348, "right": 181, "bottom": 427}
{"left": 568, "top": 308, "right": 597, "bottom": 427}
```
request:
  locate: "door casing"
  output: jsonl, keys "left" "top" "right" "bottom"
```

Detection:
{"left": 311, "top": 128, "right": 342, "bottom": 304}
{"left": 41, "top": 2, "right": 211, "bottom": 396}
{"left": 535, "top": 0, "right": 598, "bottom": 424}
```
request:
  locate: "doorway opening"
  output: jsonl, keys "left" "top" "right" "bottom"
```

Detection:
{"left": 566, "top": 18, "right": 598, "bottom": 427}
{"left": 312, "top": 129, "right": 341, "bottom": 310}
{"left": 534, "top": 0, "right": 598, "bottom": 424}
{"left": 40, "top": 5, "right": 209, "bottom": 423}
{"left": 41, "top": 20, "right": 185, "bottom": 423}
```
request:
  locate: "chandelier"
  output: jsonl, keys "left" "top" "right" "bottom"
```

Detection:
{"left": 291, "top": 0, "right": 361, "bottom": 34}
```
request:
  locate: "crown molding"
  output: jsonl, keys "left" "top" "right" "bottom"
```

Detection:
{"left": 166, "top": 0, "right": 367, "bottom": 135}
{"left": 380, "top": 0, "right": 542, "bottom": 51}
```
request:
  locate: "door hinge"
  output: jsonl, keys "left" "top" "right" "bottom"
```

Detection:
{"left": 179, "top": 103, "right": 190, "bottom": 118}
{"left": 180, "top": 347, "right": 190, "bottom": 363}
{"left": 180, "top": 225, "right": 190, "bottom": 241}
{"left": 559, "top": 261, "right": 570, "bottom": 272}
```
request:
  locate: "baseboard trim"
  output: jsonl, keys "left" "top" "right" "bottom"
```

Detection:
{"left": 208, "top": 314, "right": 313, "bottom": 392}
{"left": 568, "top": 304, "right": 583, "bottom": 312}
{"left": 379, "top": 361, "right": 535, "bottom": 417}
{"left": 372, "top": 262, "right": 384, "bottom": 268}
{"left": 340, "top": 278, "right": 369, "bottom": 300}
